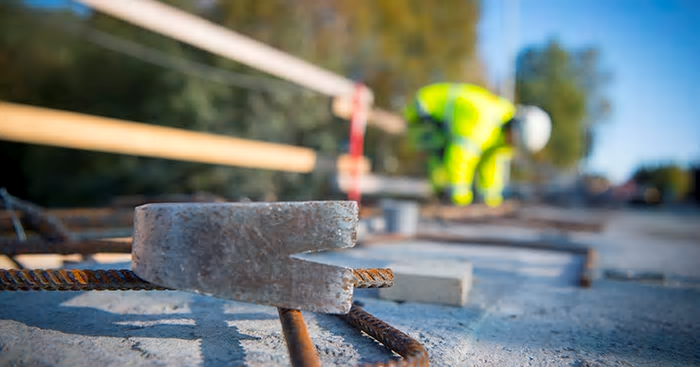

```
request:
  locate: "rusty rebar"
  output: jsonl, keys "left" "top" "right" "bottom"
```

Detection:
{"left": 579, "top": 248, "right": 596, "bottom": 288}
{"left": 0, "top": 268, "right": 391, "bottom": 292}
{"left": 340, "top": 304, "right": 429, "bottom": 367}
{"left": 0, "top": 229, "right": 394, "bottom": 286}
{"left": 278, "top": 308, "right": 322, "bottom": 367}
{"left": 353, "top": 268, "right": 393, "bottom": 288}
{"left": 1, "top": 268, "right": 423, "bottom": 366}
{"left": 1, "top": 189, "right": 28, "bottom": 270}
{"left": 1, "top": 189, "right": 28, "bottom": 242}
{"left": 0, "top": 189, "right": 75, "bottom": 242}
{"left": 0, "top": 269, "right": 166, "bottom": 291}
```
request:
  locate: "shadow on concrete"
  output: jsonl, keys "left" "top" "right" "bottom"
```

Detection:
{"left": 0, "top": 286, "right": 277, "bottom": 366}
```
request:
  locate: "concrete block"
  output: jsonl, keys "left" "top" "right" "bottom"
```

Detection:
{"left": 379, "top": 259, "right": 472, "bottom": 306}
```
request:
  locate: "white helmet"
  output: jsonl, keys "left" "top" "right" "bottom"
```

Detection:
{"left": 514, "top": 105, "right": 552, "bottom": 153}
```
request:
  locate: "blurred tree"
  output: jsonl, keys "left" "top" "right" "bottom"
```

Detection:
{"left": 1, "top": 0, "right": 241, "bottom": 205}
{"left": 207, "top": 0, "right": 487, "bottom": 178}
{"left": 0, "top": 0, "right": 485, "bottom": 206}
{"left": 515, "top": 39, "right": 611, "bottom": 170}
{"left": 633, "top": 163, "right": 691, "bottom": 202}
{"left": 333, "top": 0, "right": 484, "bottom": 107}
{"left": 330, "top": 0, "right": 485, "bottom": 176}
{"left": 210, "top": 0, "right": 348, "bottom": 201}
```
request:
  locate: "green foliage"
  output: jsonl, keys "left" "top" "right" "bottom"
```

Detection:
{"left": 633, "top": 163, "right": 691, "bottom": 201}
{"left": 515, "top": 39, "right": 611, "bottom": 169}
{"left": 330, "top": 0, "right": 485, "bottom": 176}
{"left": 216, "top": 0, "right": 485, "bottom": 176}
{"left": 0, "top": 0, "right": 483, "bottom": 206}
{"left": 332, "top": 0, "right": 484, "bottom": 106}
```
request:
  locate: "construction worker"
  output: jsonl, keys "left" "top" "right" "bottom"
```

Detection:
{"left": 403, "top": 83, "right": 551, "bottom": 207}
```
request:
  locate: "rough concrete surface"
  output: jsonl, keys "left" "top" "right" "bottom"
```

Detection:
{"left": 1, "top": 206, "right": 699, "bottom": 366}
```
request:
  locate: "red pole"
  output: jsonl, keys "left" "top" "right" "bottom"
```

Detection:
{"left": 347, "top": 84, "right": 369, "bottom": 203}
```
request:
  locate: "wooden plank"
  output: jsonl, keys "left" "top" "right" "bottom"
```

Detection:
{"left": 0, "top": 102, "right": 368, "bottom": 174}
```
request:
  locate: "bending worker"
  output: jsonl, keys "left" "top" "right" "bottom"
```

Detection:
{"left": 404, "top": 83, "right": 552, "bottom": 207}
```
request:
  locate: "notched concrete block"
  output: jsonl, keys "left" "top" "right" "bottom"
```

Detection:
{"left": 379, "top": 259, "right": 472, "bottom": 306}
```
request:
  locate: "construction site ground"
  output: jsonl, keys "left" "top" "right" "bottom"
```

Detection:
{"left": 1, "top": 205, "right": 699, "bottom": 366}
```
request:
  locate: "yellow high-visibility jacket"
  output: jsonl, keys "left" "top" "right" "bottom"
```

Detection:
{"left": 404, "top": 83, "right": 515, "bottom": 206}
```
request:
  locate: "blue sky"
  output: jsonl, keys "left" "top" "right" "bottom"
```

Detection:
{"left": 479, "top": 0, "right": 700, "bottom": 183}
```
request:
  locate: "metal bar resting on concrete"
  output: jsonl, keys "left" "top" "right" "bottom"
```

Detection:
{"left": 278, "top": 308, "right": 322, "bottom": 367}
